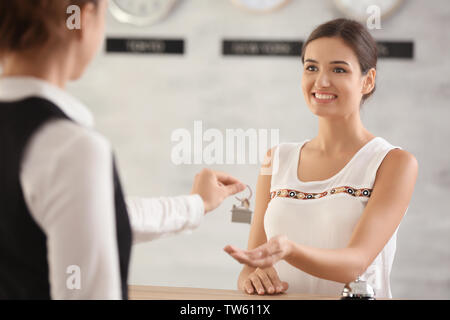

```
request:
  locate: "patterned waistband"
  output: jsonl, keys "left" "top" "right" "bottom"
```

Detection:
{"left": 270, "top": 186, "right": 372, "bottom": 200}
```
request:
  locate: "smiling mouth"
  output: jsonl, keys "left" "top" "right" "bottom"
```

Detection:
{"left": 312, "top": 92, "right": 338, "bottom": 102}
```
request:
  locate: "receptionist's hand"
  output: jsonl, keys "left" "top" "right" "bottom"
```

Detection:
{"left": 191, "top": 168, "right": 245, "bottom": 213}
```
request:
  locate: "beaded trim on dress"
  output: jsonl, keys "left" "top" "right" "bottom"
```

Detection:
{"left": 270, "top": 186, "right": 372, "bottom": 200}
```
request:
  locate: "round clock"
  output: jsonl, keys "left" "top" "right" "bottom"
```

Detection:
{"left": 109, "top": 0, "right": 177, "bottom": 26}
{"left": 334, "top": 0, "right": 404, "bottom": 22}
{"left": 231, "top": 0, "right": 291, "bottom": 13}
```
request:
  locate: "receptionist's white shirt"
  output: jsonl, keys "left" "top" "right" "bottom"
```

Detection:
{"left": 0, "top": 76, "right": 204, "bottom": 300}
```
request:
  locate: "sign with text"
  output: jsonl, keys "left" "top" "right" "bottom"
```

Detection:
{"left": 223, "top": 40, "right": 303, "bottom": 57}
{"left": 223, "top": 39, "right": 414, "bottom": 59}
{"left": 106, "top": 38, "right": 184, "bottom": 55}
{"left": 376, "top": 41, "right": 414, "bottom": 58}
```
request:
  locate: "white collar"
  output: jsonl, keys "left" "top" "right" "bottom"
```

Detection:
{"left": 0, "top": 76, "right": 94, "bottom": 128}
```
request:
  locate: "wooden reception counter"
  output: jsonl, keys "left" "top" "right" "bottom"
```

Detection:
{"left": 129, "top": 285, "right": 338, "bottom": 300}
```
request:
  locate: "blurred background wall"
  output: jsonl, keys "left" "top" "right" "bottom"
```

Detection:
{"left": 66, "top": 0, "right": 450, "bottom": 299}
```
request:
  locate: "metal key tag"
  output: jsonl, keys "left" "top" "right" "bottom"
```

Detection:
{"left": 231, "top": 185, "right": 253, "bottom": 224}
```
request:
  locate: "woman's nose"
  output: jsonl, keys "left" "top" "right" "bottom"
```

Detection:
{"left": 315, "top": 71, "right": 331, "bottom": 88}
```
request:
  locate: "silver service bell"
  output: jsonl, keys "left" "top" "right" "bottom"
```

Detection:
{"left": 341, "top": 277, "right": 375, "bottom": 300}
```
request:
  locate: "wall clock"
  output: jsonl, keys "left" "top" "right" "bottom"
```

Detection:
{"left": 230, "top": 0, "right": 291, "bottom": 13}
{"left": 109, "top": 0, "right": 177, "bottom": 26}
{"left": 333, "top": 0, "right": 404, "bottom": 22}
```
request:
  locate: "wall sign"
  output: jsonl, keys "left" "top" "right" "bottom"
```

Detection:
{"left": 376, "top": 41, "right": 413, "bottom": 58}
{"left": 223, "top": 40, "right": 303, "bottom": 57}
{"left": 106, "top": 38, "right": 184, "bottom": 55}
{"left": 223, "top": 39, "right": 413, "bottom": 59}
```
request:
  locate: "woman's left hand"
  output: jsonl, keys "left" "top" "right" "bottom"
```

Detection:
{"left": 224, "top": 235, "right": 292, "bottom": 269}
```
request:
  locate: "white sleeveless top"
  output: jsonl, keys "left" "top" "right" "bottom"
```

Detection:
{"left": 264, "top": 137, "right": 404, "bottom": 298}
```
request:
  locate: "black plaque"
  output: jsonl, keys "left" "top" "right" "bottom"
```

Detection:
{"left": 376, "top": 41, "right": 414, "bottom": 59}
{"left": 106, "top": 38, "right": 184, "bottom": 55}
{"left": 223, "top": 39, "right": 414, "bottom": 59}
{"left": 223, "top": 40, "right": 303, "bottom": 57}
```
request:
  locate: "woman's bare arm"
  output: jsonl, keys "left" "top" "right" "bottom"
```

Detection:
{"left": 228, "top": 149, "right": 418, "bottom": 284}
{"left": 237, "top": 148, "right": 275, "bottom": 290}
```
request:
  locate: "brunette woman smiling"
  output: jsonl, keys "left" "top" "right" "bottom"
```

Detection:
{"left": 225, "top": 18, "right": 418, "bottom": 298}
{"left": 0, "top": 0, "right": 244, "bottom": 299}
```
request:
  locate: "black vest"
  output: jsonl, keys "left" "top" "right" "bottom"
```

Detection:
{"left": 0, "top": 97, "right": 132, "bottom": 299}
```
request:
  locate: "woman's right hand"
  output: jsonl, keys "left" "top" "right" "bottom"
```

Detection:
{"left": 240, "top": 267, "right": 289, "bottom": 295}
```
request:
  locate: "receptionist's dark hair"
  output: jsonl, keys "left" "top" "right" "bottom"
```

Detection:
{"left": 0, "top": 0, "right": 98, "bottom": 58}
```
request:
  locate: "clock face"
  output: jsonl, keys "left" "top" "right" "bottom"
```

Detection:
{"left": 109, "top": 0, "right": 177, "bottom": 26}
{"left": 334, "top": 0, "right": 404, "bottom": 22}
{"left": 231, "top": 0, "right": 291, "bottom": 13}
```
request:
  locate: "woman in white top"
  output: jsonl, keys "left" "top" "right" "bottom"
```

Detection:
{"left": 0, "top": 0, "right": 244, "bottom": 299}
{"left": 224, "top": 18, "right": 418, "bottom": 298}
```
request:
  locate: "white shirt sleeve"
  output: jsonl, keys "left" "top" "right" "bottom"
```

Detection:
{"left": 21, "top": 120, "right": 122, "bottom": 299}
{"left": 20, "top": 119, "right": 205, "bottom": 299}
{"left": 126, "top": 194, "right": 205, "bottom": 244}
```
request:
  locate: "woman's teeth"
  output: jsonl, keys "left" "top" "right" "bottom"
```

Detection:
{"left": 314, "top": 93, "right": 337, "bottom": 99}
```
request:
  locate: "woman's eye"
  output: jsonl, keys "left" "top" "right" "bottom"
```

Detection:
{"left": 306, "top": 65, "right": 317, "bottom": 71}
{"left": 334, "top": 67, "right": 346, "bottom": 73}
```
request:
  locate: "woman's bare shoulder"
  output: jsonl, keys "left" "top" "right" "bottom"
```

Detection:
{"left": 376, "top": 148, "right": 418, "bottom": 181}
